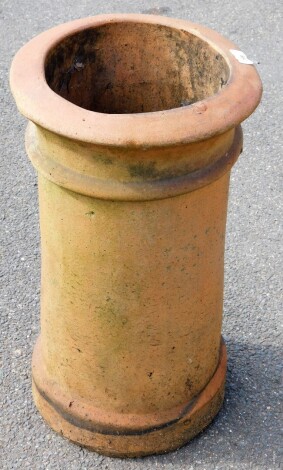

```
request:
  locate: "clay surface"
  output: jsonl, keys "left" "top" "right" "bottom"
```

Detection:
{"left": 45, "top": 23, "right": 229, "bottom": 113}
{"left": 9, "top": 13, "right": 262, "bottom": 458}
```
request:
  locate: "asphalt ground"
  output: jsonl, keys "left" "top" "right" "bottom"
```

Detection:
{"left": 0, "top": 1, "right": 282, "bottom": 469}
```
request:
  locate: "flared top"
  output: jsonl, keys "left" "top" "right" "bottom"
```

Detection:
{"left": 10, "top": 14, "right": 262, "bottom": 148}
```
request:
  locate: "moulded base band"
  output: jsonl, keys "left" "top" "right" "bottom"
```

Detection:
{"left": 32, "top": 341, "right": 227, "bottom": 458}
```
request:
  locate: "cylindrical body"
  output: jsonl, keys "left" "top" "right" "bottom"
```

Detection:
{"left": 10, "top": 14, "right": 262, "bottom": 457}
{"left": 37, "top": 172, "right": 228, "bottom": 415}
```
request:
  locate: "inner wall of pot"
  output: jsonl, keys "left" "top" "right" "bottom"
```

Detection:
{"left": 45, "top": 22, "right": 230, "bottom": 114}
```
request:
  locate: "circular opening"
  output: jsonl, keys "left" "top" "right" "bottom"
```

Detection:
{"left": 45, "top": 22, "right": 230, "bottom": 114}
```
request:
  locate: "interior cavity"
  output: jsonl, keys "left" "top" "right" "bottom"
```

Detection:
{"left": 45, "top": 22, "right": 230, "bottom": 114}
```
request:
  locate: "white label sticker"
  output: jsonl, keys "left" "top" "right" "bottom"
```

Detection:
{"left": 230, "top": 49, "right": 254, "bottom": 64}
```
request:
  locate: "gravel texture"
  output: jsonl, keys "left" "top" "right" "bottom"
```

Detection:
{"left": 0, "top": 1, "right": 282, "bottom": 469}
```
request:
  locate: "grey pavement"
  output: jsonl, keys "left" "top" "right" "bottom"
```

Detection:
{"left": 0, "top": 1, "right": 282, "bottom": 469}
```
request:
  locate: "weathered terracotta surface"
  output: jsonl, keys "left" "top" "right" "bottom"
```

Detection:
{"left": 10, "top": 14, "right": 262, "bottom": 457}
{"left": 45, "top": 22, "right": 229, "bottom": 114}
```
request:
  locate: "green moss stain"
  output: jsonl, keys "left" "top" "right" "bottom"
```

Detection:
{"left": 128, "top": 161, "right": 159, "bottom": 179}
{"left": 94, "top": 154, "right": 113, "bottom": 165}
{"left": 85, "top": 210, "right": 95, "bottom": 218}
